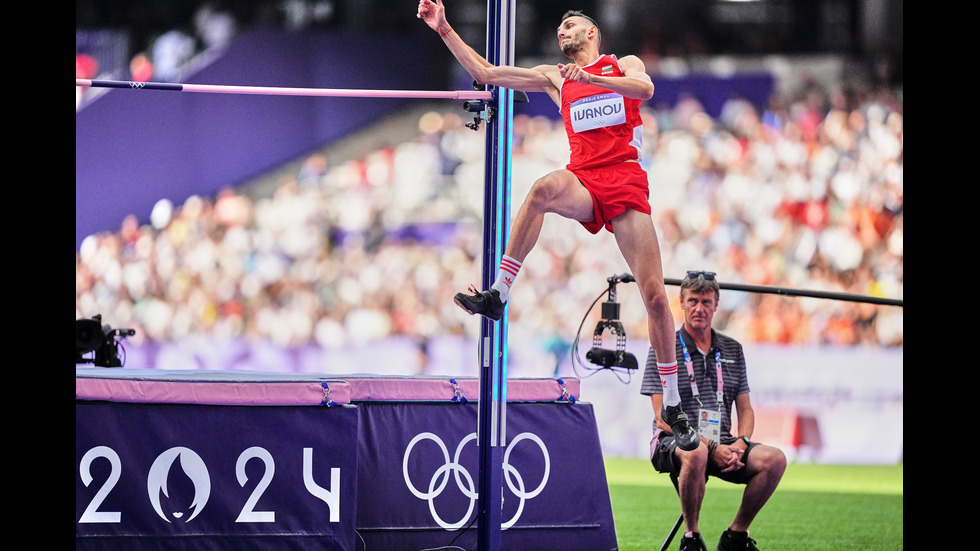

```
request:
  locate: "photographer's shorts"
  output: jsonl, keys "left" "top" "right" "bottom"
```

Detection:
{"left": 651, "top": 435, "right": 757, "bottom": 485}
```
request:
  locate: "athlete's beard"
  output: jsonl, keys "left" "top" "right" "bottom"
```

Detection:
{"left": 561, "top": 31, "right": 585, "bottom": 56}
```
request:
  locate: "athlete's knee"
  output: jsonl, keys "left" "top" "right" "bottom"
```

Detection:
{"left": 638, "top": 280, "right": 670, "bottom": 313}
{"left": 525, "top": 173, "right": 566, "bottom": 211}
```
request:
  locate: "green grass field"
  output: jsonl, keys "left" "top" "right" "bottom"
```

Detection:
{"left": 604, "top": 458, "right": 903, "bottom": 551}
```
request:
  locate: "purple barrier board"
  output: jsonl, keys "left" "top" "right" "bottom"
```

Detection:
{"left": 75, "top": 401, "right": 360, "bottom": 550}
{"left": 355, "top": 402, "right": 618, "bottom": 551}
{"left": 75, "top": 370, "right": 613, "bottom": 549}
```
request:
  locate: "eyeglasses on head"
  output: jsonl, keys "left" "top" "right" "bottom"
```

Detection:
{"left": 686, "top": 270, "right": 716, "bottom": 280}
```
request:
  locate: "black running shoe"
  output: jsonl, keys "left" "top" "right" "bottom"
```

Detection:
{"left": 454, "top": 286, "right": 505, "bottom": 321}
{"left": 679, "top": 532, "right": 707, "bottom": 551}
{"left": 717, "top": 529, "right": 759, "bottom": 551}
{"left": 663, "top": 404, "right": 700, "bottom": 452}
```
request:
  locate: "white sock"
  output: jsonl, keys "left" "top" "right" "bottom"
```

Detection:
{"left": 490, "top": 255, "right": 521, "bottom": 303}
{"left": 658, "top": 361, "right": 681, "bottom": 406}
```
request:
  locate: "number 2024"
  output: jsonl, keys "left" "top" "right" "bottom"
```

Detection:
{"left": 78, "top": 445, "right": 341, "bottom": 524}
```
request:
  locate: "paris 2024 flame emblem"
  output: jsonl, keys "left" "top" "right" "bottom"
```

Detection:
{"left": 147, "top": 447, "right": 211, "bottom": 523}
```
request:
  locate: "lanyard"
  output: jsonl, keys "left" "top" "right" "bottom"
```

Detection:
{"left": 680, "top": 333, "right": 724, "bottom": 409}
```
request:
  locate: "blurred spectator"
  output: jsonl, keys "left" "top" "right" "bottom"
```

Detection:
{"left": 76, "top": 52, "right": 98, "bottom": 79}
{"left": 194, "top": 2, "right": 237, "bottom": 50}
{"left": 129, "top": 52, "right": 154, "bottom": 82}
{"left": 76, "top": 52, "right": 98, "bottom": 109}
{"left": 298, "top": 153, "right": 329, "bottom": 189}
{"left": 152, "top": 29, "right": 196, "bottom": 81}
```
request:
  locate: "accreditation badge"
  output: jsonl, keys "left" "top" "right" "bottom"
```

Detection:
{"left": 698, "top": 408, "right": 721, "bottom": 443}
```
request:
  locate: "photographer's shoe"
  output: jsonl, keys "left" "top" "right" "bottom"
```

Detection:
{"left": 663, "top": 404, "right": 700, "bottom": 452}
{"left": 717, "top": 529, "right": 759, "bottom": 551}
{"left": 679, "top": 532, "right": 707, "bottom": 551}
{"left": 454, "top": 286, "right": 505, "bottom": 321}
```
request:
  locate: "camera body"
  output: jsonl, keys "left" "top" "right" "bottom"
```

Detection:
{"left": 583, "top": 273, "right": 639, "bottom": 371}
{"left": 587, "top": 318, "right": 638, "bottom": 370}
{"left": 76, "top": 314, "right": 135, "bottom": 367}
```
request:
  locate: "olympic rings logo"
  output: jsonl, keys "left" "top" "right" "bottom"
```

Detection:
{"left": 402, "top": 432, "right": 550, "bottom": 530}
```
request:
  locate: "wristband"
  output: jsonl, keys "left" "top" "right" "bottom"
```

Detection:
{"left": 440, "top": 27, "right": 453, "bottom": 37}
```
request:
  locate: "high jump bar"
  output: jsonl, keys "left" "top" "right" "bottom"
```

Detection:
{"left": 75, "top": 79, "right": 494, "bottom": 100}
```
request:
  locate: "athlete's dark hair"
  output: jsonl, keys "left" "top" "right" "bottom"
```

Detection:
{"left": 560, "top": 10, "right": 601, "bottom": 47}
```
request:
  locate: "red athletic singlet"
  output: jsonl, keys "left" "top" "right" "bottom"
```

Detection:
{"left": 560, "top": 54, "right": 644, "bottom": 171}
{"left": 559, "top": 54, "right": 650, "bottom": 234}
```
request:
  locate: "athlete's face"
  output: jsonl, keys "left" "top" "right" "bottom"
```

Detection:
{"left": 557, "top": 17, "right": 591, "bottom": 56}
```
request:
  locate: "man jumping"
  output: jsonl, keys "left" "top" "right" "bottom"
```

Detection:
{"left": 417, "top": 0, "right": 699, "bottom": 451}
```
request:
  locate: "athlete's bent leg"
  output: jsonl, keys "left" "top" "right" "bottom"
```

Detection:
{"left": 455, "top": 169, "right": 594, "bottom": 320}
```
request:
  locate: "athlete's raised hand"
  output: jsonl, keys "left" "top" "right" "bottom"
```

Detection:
{"left": 417, "top": 0, "right": 449, "bottom": 33}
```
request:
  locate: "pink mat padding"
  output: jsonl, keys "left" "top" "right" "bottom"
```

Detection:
{"left": 75, "top": 376, "right": 350, "bottom": 406}
{"left": 76, "top": 370, "right": 580, "bottom": 406}
{"left": 342, "top": 377, "right": 579, "bottom": 403}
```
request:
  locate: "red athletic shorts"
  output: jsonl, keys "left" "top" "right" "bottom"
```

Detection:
{"left": 571, "top": 161, "right": 651, "bottom": 234}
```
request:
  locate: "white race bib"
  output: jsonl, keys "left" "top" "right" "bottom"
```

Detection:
{"left": 569, "top": 93, "right": 626, "bottom": 133}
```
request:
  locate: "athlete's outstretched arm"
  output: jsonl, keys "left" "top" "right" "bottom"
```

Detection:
{"left": 417, "top": 0, "right": 559, "bottom": 98}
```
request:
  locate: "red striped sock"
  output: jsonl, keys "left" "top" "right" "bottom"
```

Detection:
{"left": 491, "top": 255, "right": 521, "bottom": 302}
{"left": 658, "top": 361, "right": 680, "bottom": 405}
